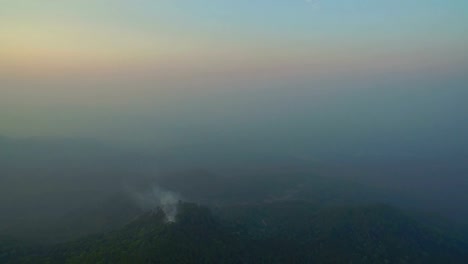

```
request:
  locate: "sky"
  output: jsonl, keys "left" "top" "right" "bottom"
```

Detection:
{"left": 1, "top": 0, "right": 467, "bottom": 152}
{"left": 1, "top": 0, "right": 467, "bottom": 75}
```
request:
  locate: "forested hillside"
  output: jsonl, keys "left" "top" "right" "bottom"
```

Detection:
{"left": 2, "top": 201, "right": 467, "bottom": 264}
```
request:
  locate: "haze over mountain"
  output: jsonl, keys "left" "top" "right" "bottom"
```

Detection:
{"left": 1, "top": 1, "right": 468, "bottom": 263}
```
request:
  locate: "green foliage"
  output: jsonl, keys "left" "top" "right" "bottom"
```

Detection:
{"left": 2, "top": 202, "right": 468, "bottom": 264}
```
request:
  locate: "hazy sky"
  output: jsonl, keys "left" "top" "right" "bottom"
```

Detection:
{"left": 2, "top": 0, "right": 467, "bottom": 74}
{"left": 1, "top": 0, "right": 467, "bottom": 152}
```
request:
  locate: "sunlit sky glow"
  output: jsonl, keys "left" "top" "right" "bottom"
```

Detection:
{"left": 1, "top": 1, "right": 468, "bottom": 141}
{"left": 1, "top": 0, "right": 467, "bottom": 76}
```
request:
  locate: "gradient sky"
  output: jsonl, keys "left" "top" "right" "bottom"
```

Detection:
{"left": 1, "top": 0, "right": 468, "bottom": 149}
{"left": 1, "top": 0, "right": 467, "bottom": 74}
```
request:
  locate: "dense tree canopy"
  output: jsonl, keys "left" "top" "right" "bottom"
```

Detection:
{"left": 2, "top": 201, "right": 467, "bottom": 264}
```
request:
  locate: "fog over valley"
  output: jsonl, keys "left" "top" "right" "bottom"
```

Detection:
{"left": 1, "top": 1, "right": 468, "bottom": 263}
{"left": 2, "top": 74, "right": 468, "bottom": 241}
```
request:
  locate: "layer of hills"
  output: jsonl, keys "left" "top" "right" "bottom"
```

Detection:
{"left": 2, "top": 201, "right": 467, "bottom": 264}
{"left": 1, "top": 137, "right": 467, "bottom": 263}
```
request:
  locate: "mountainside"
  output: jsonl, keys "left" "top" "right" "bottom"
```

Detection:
{"left": 3, "top": 201, "right": 467, "bottom": 264}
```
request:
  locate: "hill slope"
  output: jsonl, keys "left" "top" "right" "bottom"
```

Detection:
{"left": 3, "top": 202, "right": 468, "bottom": 264}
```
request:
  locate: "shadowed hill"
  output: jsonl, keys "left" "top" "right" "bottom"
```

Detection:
{"left": 3, "top": 201, "right": 467, "bottom": 264}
